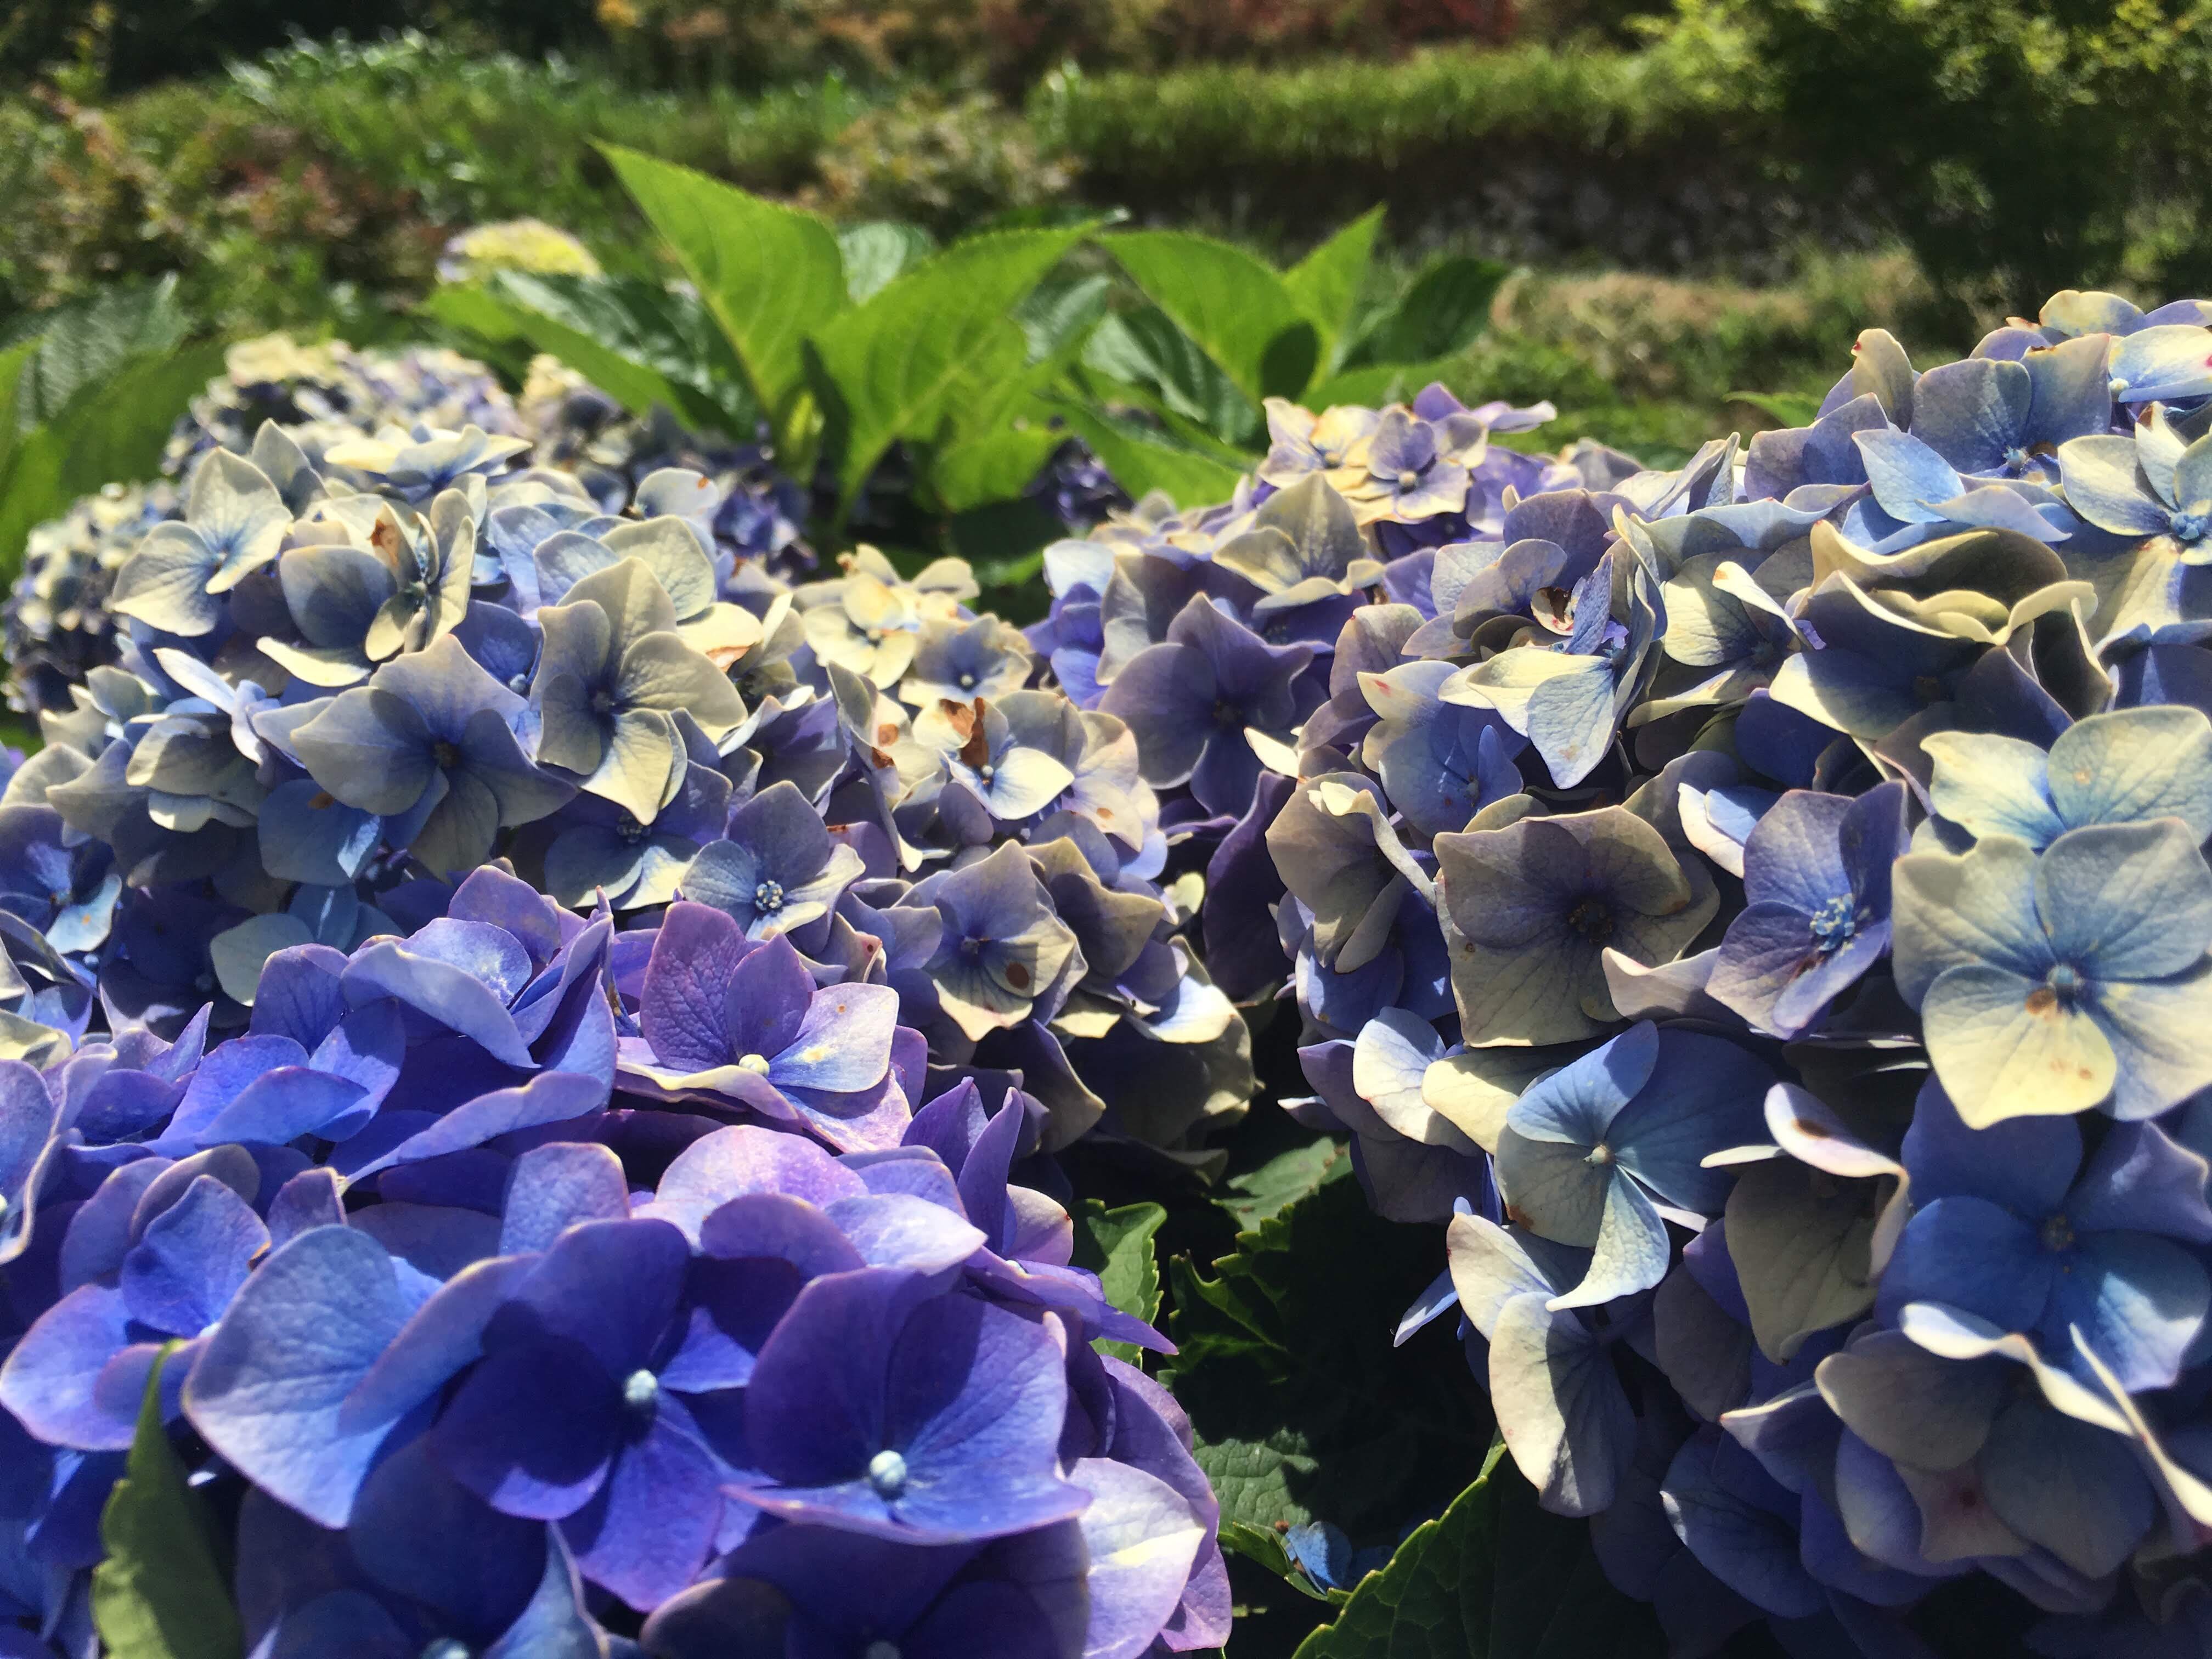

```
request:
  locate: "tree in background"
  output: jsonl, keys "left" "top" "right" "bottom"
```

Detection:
{"left": 1666, "top": 0, "right": 2212, "bottom": 311}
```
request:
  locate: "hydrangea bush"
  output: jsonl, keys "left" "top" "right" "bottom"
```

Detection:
{"left": 1035, "top": 289, "right": 2212, "bottom": 1655}
{"left": 0, "top": 351, "right": 1238, "bottom": 1654}
{"left": 16, "top": 250, "right": 2212, "bottom": 1659}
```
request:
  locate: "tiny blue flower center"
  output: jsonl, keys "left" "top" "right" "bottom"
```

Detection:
{"left": 754, "top": 879, "right": 785, "bottom": 913}
{"left": 1566, "top": 899, "right": 1614, "bottom": 945}
{"left": 507, "top": 673, "right": 531, "bottom": 695}
{"left": 431, "top": 740, "right": 460, "bottom": 770}
{"left": 979, "top": 763, "right": 996, "bottom": 783}
{"left": 2002, "top": 444, "right": 2031, "bottom": 473}
{"left": 1213, "top": 698, "right": 1242, "bottom": 729}
{"left": 2029, "top": 963, "right": 2086, "bottom": 1018}
{"left": 422, "top": 1639, "right": 472, "bottom": 1659}
{"left": 590, "top": 687, "right": 616, "bottom": 716}
{"left": 1397, "top": 469, "right": 1420, "bottom": 490}
{"left": 864, "top": 1643, "right": 901, "bottom": 1659}
{"left": 1808, "top": 896, "right": 1857, "bottom": 953}
{"left": 1586, "top": 1143, "right": 1615, "bottom": 1167}
{"left": 2175, "top": 503, "right": 2212, "bottom": 544}
{"left": 868, "top": 1449, "right": 909, "bottom": 1498}
{"left": 958, "top": 672, "right": 977, "bottom": 690}
{"left": 738, "top": 1053, "right": 772, "bottom": 1074}
{"left": 616, "top": 814, "right": 646, "bottom": 844}
{"left": 2040, "top": 1213, "right": 2075, "bottom": 1253}
{"left": 621, "top": 1369, "right": 659, "bottom": 1416}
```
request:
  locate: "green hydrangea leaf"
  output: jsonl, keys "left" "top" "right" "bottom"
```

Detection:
{"left": 597, "top": 145, "right": 847, "bottom": 452}
{"left": 0, "top": 338, "right": 35, "bottom": 482}
{"left": 1084, "top": 305, "right": 1262, "bottom": 448}
{"left": 92, "top": 1345, "right": 246, "bottom": 1659}
{"left": 1305, "top": 359, "right": 1470, "bottom": 415}
{"left": 1073, "top": 1199, "right": 1168, "bottom": 1364}
{"left": 13, "top": 276, "right": 190, "bottom": 433}
{"left": 1217, "top": 1136, "right": 1352, "bottom": 1228}
{"left": 1730, "top": 389, "right": 1824, "bottom": 428}
{"left": 837, "top": 221, "right": 939, "bottom": 304}
{"left": 930, "top": 427, "right": 1065, "bottom": 514}
{"left": 811, "top": 226, "right": 1091, "bottom": 514}
{"left": 427, "top": 273, "right": 751, "bottom": 437}
{"left": 1107, "top": 229, "right": 1319, "bottom": 403}
{"left": 1285, "top": 207, "right": 1386, "bottom": 379}
{"left": 0, "top": 339, "right": 230, "bottom": 584}
{"left": 1039, "top": 399, "right": 1247, "bottom": 510}
{"left": 1342, "top": 257, "right": 1507, "bottom": 371}
{"left": 1165, "top": 1173, "right": 1491, "bottom": 1540}
{"left": 1294, "top": 1442, "right": 1662, "bottom": 1659}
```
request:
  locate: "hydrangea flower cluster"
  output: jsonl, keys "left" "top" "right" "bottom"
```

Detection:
{"left": 9, "top": 336, "right": 1130, "bottom": 723}
{"left": 1030, "top": 294, "right": 2212, "bottom": 1654}
{"left": 6, "top": 334, "right": 526, "bottom": 720}
{"left": 438, "top": 219, "right": 606, "bottom": 286}
{"left": 0, "top": 387, "right": 1238, "bottom": 1650}
{"left": 515, "top": 357, "right": 814, "bottom": 583}
{"left": 0, "top": 885, "right": 1224, "bottom": 1654}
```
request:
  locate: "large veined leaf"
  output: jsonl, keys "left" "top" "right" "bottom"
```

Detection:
{"left": 0, "top": 338, "right": 36, "bottom": 487}
{"left": 931, "top": 426, "right": 1064, "bottom": 514}
{"left": 1014, "top": 272, "right": 1113, "bottom": 364}
{"left": 924, "top": 273, "right": 1112, "bottom": 514}
{"left": 1294, "top": 1442, "right": 1662, "bottom": 1659}
{"left": 1073, "top": 1199, "right": 1168, "bottom": 1364}
{"left": 1084, "top": 306, "right": 1261, "bottom": 448}
{"left": 1217, "top": 1137, "right": 1352, "bottom": 1229}
{"left": 426, "top": 273, "right": 751, "bottom": 436}
{"left": 1045, "top": 400, "right": 1247, "bottom": 509}
{"left": 1285, "top": 208, "right": 1386, "bottom": 378}
{"left": 598, "top": 145, "right": 847, "bottom": 449}
{"left": 810, "top": 225, "right": 1090, "bottom": 514}
{"left": 1164, "top": 1173, "right": 1492, "bottom": 1541}
{"left": 0, "top": 339, "right": 230, "bottom": 583}
{"left": 1106, "top": 230, "right": 1320, "bottom": 405}
{"left": 13, "top": 276, "right": 191, "bottom": 432}
{"left": 838, "top": 221, "right": 940, "bottom": 304}
{"left": 1342, "top": 257, "right": 1509, "bottom": 370}
{"left": 92, "top": 1345, "right": 246, "bottom": 1659}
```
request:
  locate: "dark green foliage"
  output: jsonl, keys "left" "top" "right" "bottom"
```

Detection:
{"left": 0, "top": 302, "right": 227, "bottom": 582}
{"left": 1072, "top": 1200, "right": 1169, "bottom": 1364}
{"left": 1292, "top": 1444, "right": 1664, "bottom": 1659}
{"left": 1216, "top": 1138, "right": 1352, "bottom": 1229}
{"left": 1341, "top": 257, "right": 1508, "bottom": 370}
{"left": 1672, "top": 0, "right": 2212, "bottom": 306}
{"left": 1165, "top": 1173, "right": 1494, "bottom": 1542}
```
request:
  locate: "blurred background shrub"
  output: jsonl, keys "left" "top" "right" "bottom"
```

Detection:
{"left": 4, "top": 0, "right": 2208, "bottom": 537}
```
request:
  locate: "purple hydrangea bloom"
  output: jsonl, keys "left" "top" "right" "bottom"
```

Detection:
{"left": 618, "top": 901, "right": 911, "bottom": 1150}
{"left": 1706, "top": 782, "right": 1908, "bottom": 1037}
{"left": 1100, "top": 596, "right": 1316, "bottom": 819}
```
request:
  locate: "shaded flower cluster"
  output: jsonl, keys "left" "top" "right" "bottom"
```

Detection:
{"left": 0, "top": 891, "right": 1223, "bottom": 1651}
{"left": 0, "top": 384, "right": 1233, "bottom": 1650}
{"left": 8, "top": 336, "right": 1128, "bottom": 727}
{"left": 5, "top": 334, "right": 525, "bottom": 720}
{"left": 1101, "top": 297, "right": 2212, "bottom": 1654}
